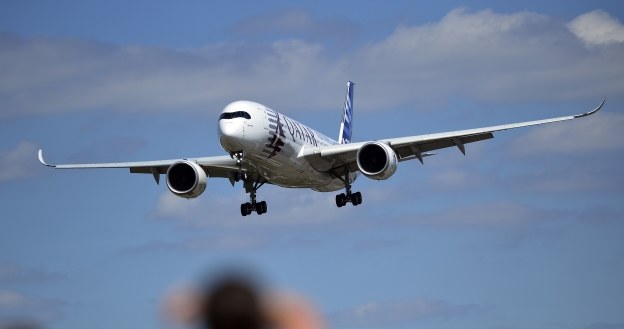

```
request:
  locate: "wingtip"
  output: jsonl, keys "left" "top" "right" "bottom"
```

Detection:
{"left": 38, "top": 149, "right": 55, "bottom": 167}
{"left": 574, "top": 98, "right": 606, "bottom": 118}
{"left": 595, "top": 97, "right": 606, "bottom": 113}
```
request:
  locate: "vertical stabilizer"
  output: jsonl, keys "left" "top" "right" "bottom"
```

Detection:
{"left": 338, "top": 81, "right": 355, "bottom": 144}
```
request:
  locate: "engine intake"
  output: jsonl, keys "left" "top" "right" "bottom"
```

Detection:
{"left": 166, "top": 160, "right": 207, "bottom": 198}
{"left": 356, "top": 141, "right": 398, "bottom": 180}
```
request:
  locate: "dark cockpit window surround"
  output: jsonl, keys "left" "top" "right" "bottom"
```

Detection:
{"left": 219, "top": 111, "right": 251, "bottom": 120}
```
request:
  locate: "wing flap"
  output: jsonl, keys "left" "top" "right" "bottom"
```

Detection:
{"left": 393, "top": 132, "right": 493, "bottom": 160}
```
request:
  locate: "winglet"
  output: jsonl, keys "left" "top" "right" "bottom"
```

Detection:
{"left": 38, "top": 149, "right": 56, "bottom": 167}
{"left": 574, "top": 98, "right": 606, "bottom": 118}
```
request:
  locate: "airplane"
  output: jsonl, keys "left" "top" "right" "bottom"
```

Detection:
{"left": 38, "top": 81, "right": 605, "bottom": 216}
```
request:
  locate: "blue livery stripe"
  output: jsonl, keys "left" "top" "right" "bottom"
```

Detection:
{"left": 338, "top": 81, "right": 355, "bottom": 144}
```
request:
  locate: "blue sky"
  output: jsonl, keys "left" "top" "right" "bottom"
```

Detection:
{"left": 1, "top": 1, "right": 623, "bottom": 329}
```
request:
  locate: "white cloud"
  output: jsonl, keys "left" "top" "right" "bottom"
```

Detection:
{"left": 585, "top": 322, "right": 624, "bottom": 329}
{"left": 2, "top": 8, "right": 623, "bottom": 119}
{"left": 351, "top": 8, "right": 624, "bottom": 107}
{"left": 0, "top": 263, "right": 63, "bottom": 284}
{"left": 509, "top": 112, "right": 624, "bottom": 156}
{"left": 143, "top": 185, "right": 570, "bottom": 252}
{"left": 117, "top": 240, "right": 182, "bottom": 255}
{"left": 0, "top": 290, "right": 27, "bottom": 308}
{"left": 329, "top": 297, "right": 482, "bottom": 326}
{"left": 0, "top": 141, "right": 39, "bottom": 182}
{"left": 183, "top": 234, "right": 272, "bottom": 252}
{"left": 568, "top": 10, "right": 624, "bottom": 46}
{"left": 365, "top": 8, "right": 549, "bottom": 54}
{"left": 428, "top": 168, "right": 486, "bottom": 190}
{"left": 404, "top": 201, "right": 563, "bottom": 229}
{"left": 505, "top": 168, "right": 619, "bottom": 194}
{"left": 229, "top": 9, "right": 359, "bottom": 44}
{"left": 0, "top": 290, "right": 65, "bottom": 322}
{"left": 0, "top": 33, "right": 337, "bottom": 119}
{"left": 119, "top": 234, "right": 265, "bottom": 254}
{"left": 149, "top": 186, "right": 348, "bottom": 230}
{"left": 120, "top": 235, "right": 274, "bottom": 254}
{"left": 145, "top": 185, "right": 372, "bottom": 251}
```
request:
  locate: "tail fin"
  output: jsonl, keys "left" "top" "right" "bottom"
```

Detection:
{"left": 338, "top": 81, "right": 355, "bottom": 144}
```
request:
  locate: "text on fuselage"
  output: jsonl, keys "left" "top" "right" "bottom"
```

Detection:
{"left": 268, "top": 109, "right": 318, "bottom": 147}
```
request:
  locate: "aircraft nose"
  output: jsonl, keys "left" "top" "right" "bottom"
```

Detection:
{"left": 218, "top": 119, "right": 244, "bottom": 151}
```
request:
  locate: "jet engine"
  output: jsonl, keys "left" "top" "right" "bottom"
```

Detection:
{"left": 356, "top": 141, "right": 398, "bottom": 180}
{"left": 166, "top": 160, "right": 207, "bottom": 198}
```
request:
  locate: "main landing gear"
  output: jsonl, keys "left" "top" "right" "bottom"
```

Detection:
{"left": 335, "top": 188, "right": 362, "bottom": 207}
{"left": 240, "top": 179, "right": 268, "bottom": 216}
{"left": 335, "top": 168, "right": 362, "bottom": 208}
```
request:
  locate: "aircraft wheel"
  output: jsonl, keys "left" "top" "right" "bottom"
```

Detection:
{"left": 256, "top": 201, "right": 268, "bottom": 215}
{"left": 241, "top": 202, "right": 254, "bottom": 216}
{"left": 336, "top": 193, "right": 347, "bottom": 208}
{"left": 352, "top": 192, "right": 362, "bottom": 206}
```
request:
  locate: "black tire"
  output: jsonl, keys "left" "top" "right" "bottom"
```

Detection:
{"left": 256, "top": 201, "right": 267, "bottom": 215}
{"left": 353, "top": 192, "right": 362, "bottom": 206}
{"left": 241, "top": 203, "right": 248, "bottom": 216}
{"left": 335, "top": 194, "right": 344, "bottom": 207}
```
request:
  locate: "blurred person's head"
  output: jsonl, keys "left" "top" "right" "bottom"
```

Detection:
{"left": 163, "top": 266, "right": 325, "bottom": 329}
{"left": 199, "top": 274, "right": 267, "bottom": 329}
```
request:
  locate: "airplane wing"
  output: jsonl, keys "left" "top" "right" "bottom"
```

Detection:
{"left": 302, "top": 99, "right": 605, "bottom": 173}
{"left": 38, "top": 150, "right": 241, "bottom": 184}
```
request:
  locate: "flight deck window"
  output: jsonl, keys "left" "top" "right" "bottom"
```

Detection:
{"left": 219, "top": 111, "right": 251, "bottom": 120}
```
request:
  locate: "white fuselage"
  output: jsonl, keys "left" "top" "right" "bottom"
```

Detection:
{"left": 218, "top": 100, "right": 350, "bottom": 192}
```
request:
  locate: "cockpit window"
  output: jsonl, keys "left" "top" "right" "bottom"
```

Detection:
{"left": 219, "top": 111, "right": 251, "bottom": 120}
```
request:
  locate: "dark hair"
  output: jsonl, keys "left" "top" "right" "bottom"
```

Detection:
{"left": 200, "top": 275, "right": 267, "bottom": 329}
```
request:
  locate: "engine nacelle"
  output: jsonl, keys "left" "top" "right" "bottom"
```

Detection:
{"left": 166, "top": 160, "right": 207, "bottom": 198}
{"left": 356, "top": 141, "right": 398, "bottom": 180}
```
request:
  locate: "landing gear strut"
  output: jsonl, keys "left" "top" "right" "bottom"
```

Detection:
{"left": 240, "top": 178, "right": 268, "bottom": 216}
{"left": 231, "top": 151, "right": 245, "bottom": 182}
{"left": 335, "top": 167, "right": 362, "bottom": 207}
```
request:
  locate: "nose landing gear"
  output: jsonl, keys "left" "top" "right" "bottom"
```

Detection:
{"left": 230, "top": 151, "right": 269, "bottom": 216}
{"left": 230, "top": 151, "right": 267, "bottom": 216}
{"left": 231, "top": 151, "right": 245, "bottom": 182}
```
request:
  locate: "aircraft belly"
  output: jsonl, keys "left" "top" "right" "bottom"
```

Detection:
{"left": 249, "top": 152, "right": 334, "bottom": 189}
